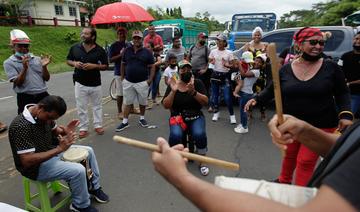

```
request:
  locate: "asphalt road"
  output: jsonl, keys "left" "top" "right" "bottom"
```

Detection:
{"left": 0, "top": 71, "right": 282, "bottom": 211}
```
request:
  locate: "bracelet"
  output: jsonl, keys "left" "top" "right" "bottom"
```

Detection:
{"left": 338, "top": 110, "right": 354, "bottom": 121}
{"left": 192, "top": 91, "right": 197, "bottom": 97}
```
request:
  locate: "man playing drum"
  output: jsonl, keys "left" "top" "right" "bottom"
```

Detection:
{"left": 8, "top": 95, "right": 108, "bottom": 212}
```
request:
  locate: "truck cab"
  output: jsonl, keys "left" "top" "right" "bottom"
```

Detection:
{"left": 228, "top": 13, "right": 277, "bottom": 50}
{"left": 143, "top": 19, "right": 208, "bottom": 59}
{"left": 143, "top": 25, "right": 182, "bottom": 58}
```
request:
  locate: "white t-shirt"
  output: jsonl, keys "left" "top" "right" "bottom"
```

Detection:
{"left": 241, "top": 69, "right": 260, "bottom": 94}
{"left": 163, "top": 66, "right": 178, "bottom": 83}
{"left": 209, "top": 49, "right": 234, "bottom": 73}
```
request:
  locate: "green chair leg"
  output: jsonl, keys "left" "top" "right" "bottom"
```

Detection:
{"left": 22, "top": 177, "right": 71, "bottom": 212}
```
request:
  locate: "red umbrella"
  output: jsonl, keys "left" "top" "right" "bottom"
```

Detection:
{"left": 91, "top": 2, "right": 154, "bottom": 25}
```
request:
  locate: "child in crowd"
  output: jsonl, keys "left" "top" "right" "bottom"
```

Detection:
{"left": 163, "top": 54, "right": 178, "bottom": 85}
{"left": 233, "top": 52, "right": 265, "bottom": 134}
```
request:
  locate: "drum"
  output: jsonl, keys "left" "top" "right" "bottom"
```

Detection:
{"left": 215, "top": 176, "right": 317, "bottom": 207}
{"left": 62, "top": 147, "right": 93, "bottom": 189}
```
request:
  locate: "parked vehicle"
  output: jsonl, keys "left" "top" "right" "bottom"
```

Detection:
{"left": 143, "top": 19, "right": 208, "bottom": 58}
{"left": 261, "top": 26, "right": 356, "bottom": 61}
{"left": 228, "top": 13, "right": 277, "bottom": 50}
{"left": 344, "top": 10, "right": 360, "bottom": 27}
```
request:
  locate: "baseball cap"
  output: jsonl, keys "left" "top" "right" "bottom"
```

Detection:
{"left": 178, "top": 60, "right": 192, "bottom": 69}
{"left": 10, "top": 29, "right": 31, "bottom": 45}
{"left": 198, "top": 32, "right": 208, "bottom": 39}
{"left": 242, "top": 51, "right": 254, "bottom": 63}
{"left": 132, "top": 30, "right": 143, "bottom": 38}
{"left": 216, "top": 33, "right": 227, "bottom": 41}
{"left": 117, "top": 26, "right": 127, "bottom": 33}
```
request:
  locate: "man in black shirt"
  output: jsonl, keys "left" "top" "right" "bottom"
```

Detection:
{"left": 8, "top": 96, "right": 108, "bottom": 212}
{"left": 338, "top": 32, "right": 360, "bottom": 115}
{"left": 67, "top": 27, "right": 108, "bottom": 139}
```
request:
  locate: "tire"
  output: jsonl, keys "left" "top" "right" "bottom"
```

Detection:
{"left": 109, "top": 78, "right": 117, "bottom": 100}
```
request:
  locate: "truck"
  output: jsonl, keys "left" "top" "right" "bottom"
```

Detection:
{"left": 143, "top": 19, "right": 208, "bottom": 57}
{"left": 227, "top": 13, "right": 277, "bottom": 50}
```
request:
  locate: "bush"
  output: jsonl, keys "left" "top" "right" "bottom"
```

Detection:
{"left": 64, "top": 32, "right": 79, "bottom": 44}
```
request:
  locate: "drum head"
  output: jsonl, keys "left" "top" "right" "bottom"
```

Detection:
{"left": 62, "top": 147, "right": 89, "bottom": 162}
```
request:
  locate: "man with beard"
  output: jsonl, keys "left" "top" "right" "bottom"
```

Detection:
{"left": 67, "top": 27, "right": 108, "bottom": 139}
{"left": 187, "top": 32, "right": 211, "bottom": 96}
{"left": 338, "top": 32, "right": 360, "bottom": 115}
{"left": 115, "top": 30, "right": 155, "bottom": 132}
{"left": 4, "top": 29, "right": 51, "bottom": 114}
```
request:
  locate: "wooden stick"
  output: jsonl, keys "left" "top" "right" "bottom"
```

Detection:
{"left": 267, "top": 43, "right": 286, "bottom": 157}
{"left": 114, "top": 135, "right": 240, "bottom": 171}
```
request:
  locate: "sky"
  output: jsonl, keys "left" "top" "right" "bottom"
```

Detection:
{"left": 124, "top": 0, "right": 323, "bottom": 23}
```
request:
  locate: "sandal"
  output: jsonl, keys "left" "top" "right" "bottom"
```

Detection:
{"left": 199, "top": 164, "right": 209, "bottom": 176}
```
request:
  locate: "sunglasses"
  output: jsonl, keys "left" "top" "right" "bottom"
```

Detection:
{"left": 304, "top": 40, "right": 325, "bottom": 46}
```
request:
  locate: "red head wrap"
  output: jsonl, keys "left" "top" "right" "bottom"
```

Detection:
{"left": 293, "top": 27, "right": 322, "bottom": 45}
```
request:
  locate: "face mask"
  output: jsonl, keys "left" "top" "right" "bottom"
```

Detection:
{"left": 301, "top": 52, "right": 322, "bottom": 62}
{"left": 170, "top": 64, "right": 177, "bottom": 69}
{"left": 180, "top": 71, "right": 192, "bottom": 83}
{"left": 15, "top": 52, "right": 30, "bottom": 58}
{"left": 199, "top": 40, "right": 206, "bottom": 45}
{"left": 353, "top": 45, "right": 360, "bottom": 51}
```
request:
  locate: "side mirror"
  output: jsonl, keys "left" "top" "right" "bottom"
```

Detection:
{"left": 179, "top": 29, "right": 183, "bottom": 37}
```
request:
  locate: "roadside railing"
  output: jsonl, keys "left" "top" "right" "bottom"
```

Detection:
{"left": 0, "top": 15, "right": 89, "bottom": 27}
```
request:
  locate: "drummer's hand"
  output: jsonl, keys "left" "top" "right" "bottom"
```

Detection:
{"left": 66, "top": 119, "right": 80, "bottom": 133}
{"left": 152, "top": 137, "right": 190, "bottom": 184}
{"left": 337, "top": 119, "right": 352, "bottom": 133}
{"left": 268, "top": 114, "right": 306, "bottom": 151}
{"left": 58, "top": 131, "right": 76, "bottom": 152}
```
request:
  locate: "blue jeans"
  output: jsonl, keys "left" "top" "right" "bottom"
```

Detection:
{"left": 239, "top": 91, "right": 253, "bottom": 128}
{"left": 37, "top": 145, "right": 101, "bottom": 208}
{"left": 351, "top": 94, "right": 360, "bottom": 114}
{"left": 210, "top": 80, "right": 234, "bottom": 115}
{"left": 169, "top": 115, "right": 207, "bottom": 154}
{"left": 149, "top": 71, "right": 161, "bottom": 100}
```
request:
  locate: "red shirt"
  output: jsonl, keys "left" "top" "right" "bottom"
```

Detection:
{"left": 143, "top": 34, "right": 163, "bottom": 49}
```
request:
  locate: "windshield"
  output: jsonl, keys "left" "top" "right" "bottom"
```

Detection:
{"left": 144, "top": 27, "right": 174, "bottom": 45}
{"left": 233, "top": 18, "right": 269, "bottom": 32}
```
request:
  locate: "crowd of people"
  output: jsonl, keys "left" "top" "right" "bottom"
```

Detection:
{"left": 1, "top": 25, "right": 360, "bottom": 212}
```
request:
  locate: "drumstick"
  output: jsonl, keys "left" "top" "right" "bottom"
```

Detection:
{"left": 267, "top": 43, "right": 286, "bottom": 157}
{"left": 114, "top": 135, "right": 240, "bottom": 171}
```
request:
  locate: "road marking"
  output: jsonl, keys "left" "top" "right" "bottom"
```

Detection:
{"left": 0, "top": 96, "right": 13, "bottom": 101}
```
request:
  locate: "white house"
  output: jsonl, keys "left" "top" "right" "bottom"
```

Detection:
{"left": 19, "top": 0, "right": 87, "bottom": 26}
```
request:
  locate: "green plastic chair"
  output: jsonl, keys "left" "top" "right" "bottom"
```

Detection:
{"left": 22, "top": 177, "right": 72, "bottom": 212}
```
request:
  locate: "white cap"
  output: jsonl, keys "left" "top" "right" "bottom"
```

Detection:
{"left": 10, "top": 29, "right": 31, "bottom": 45}
{"left": 256, "top": 53, "right": 267, "bottom": 62}
{"left": 242, "top": 51, "right": 254, "bottom": 63}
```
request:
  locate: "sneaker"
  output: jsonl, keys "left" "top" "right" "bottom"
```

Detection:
{"left": 208, "top": 106, "right": 213, "bottom": 113}
{"left": 115, "top": 123, "right": 129, "bottom": 132}
{"left": 230, "top": 115, "right": 236, "bottom": 124}
{"left": 70, "top": 204, "right": 98, "bottom": 212}
{"left": 79, "top": 131, "right": 88, "bottom": 139}
{"left": 89, "top": 187, "right": 109, "bottom": 203}
{"left": 234, "top": 125, "right": 248, "bottom": 134}
{"left": 212, "top": 112, "right": 219, "bottom": 122}
{"left": 139, "top": 119, "right": 149, "bottom": 127}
